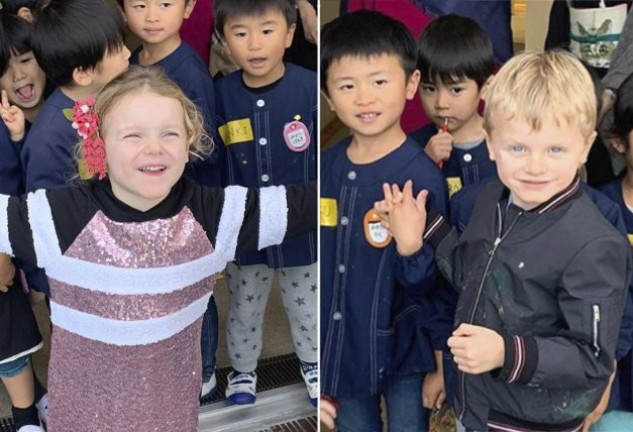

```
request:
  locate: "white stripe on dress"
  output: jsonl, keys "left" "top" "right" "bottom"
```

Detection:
{"left": 50, "top": 293, "right": 211, "bottom": 346}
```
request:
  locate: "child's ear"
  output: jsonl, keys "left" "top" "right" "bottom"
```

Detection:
{"left": 285, "top": 23, "right": 297, "bottom": 48}
{"left": 580, "top": 130, "right": 597, "bottom": 165}
{"left": 483, "top": 129, "right": 496, "bottom": 161}
{"left": 16, "top": 7, "right": 34, "bottom": 22}
{"left": 321, "top": 90, "right": 335, "bottom": 112}
{"left": 610, "top": 135, "right": 627, "bottom": 154}
{"left": 183, "top": 0, "right": 196, "bottom": 19}
{"left": 72, "top": 67, "right": 94, "bottom": 88}
{"left": 479, "top": 74, "right": 494, "bottom": 101}
{"left": 406, "top": 70, "right": 421, "bottom": 101}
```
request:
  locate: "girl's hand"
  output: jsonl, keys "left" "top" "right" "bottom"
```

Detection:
{"left": 0, "top": 90, "right": 26, "bottom": 142}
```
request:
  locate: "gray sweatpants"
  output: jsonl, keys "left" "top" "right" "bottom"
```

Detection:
{"left": 225, "top": 262, "right": 318, "bottom": 372}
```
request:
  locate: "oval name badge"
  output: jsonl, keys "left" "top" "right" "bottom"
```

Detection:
{"left": 283, "top": 120, "right": 311, "bottom": 152}
{"left": 363, "top": 209, "right": 392, "bottom": 248}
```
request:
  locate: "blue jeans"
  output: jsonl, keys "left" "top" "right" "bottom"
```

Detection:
{"left": 0, "top": 355, "right": 29, "bottom": 378}
{"left": 201, "top": 295, "right": 218, "bottom": 380}
{"left": 336, "top": 373, "right": 429, "bottom": 432}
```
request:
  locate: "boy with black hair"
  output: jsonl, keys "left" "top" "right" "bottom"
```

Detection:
{"left": 320, "top": 10, "right": 448, "bottom": 430}
{"left": 413, "top": 14, "right": 496, "bottom": 198}
{"left": 117, "top": 0, "right": 221, "bottom": 398}
{"left": 378, "top": 50, "right": 631, "bottom": 432}
{"left": 213, "top": 0, "right": 318, "bottom": 407}
{"left": 23, "top": 0, "right": 129, "bottom": 192}
{"left": 118, "top": 0, "right": 219, "bottom": 187}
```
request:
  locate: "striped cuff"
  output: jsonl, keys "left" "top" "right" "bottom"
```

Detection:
{"left": 424, "top": 208, "right": 451, "bottom": 249}
{"left": 495, "top": 335, "right": 538, "bottom": 384}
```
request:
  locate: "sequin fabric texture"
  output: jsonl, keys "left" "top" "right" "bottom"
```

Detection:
{"left": 47, "top": 208, "right": 217, "bottom": 431}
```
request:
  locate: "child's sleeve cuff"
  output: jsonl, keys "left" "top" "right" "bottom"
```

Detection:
{"left": 493, "top": 335, "right": 538, "bottom": 384}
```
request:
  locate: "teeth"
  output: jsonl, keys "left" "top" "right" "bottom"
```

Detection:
{"left": 140, "top": 166, "right": 164, "bottom": 172}
{"left": 359, "top": 113, "right": 377, "bottom": 119}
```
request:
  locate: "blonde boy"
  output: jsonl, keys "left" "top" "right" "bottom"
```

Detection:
{"left": 380, "top": 51, "right": 632, "bottom": 432}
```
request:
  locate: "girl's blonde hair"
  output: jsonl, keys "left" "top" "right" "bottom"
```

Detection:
{"left": 95, "top": 65, "right": 213, "bottom": 160}
{"left": 483, "top": 50, "right": 596, "bottom": 138}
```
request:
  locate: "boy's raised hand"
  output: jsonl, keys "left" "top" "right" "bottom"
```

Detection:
{"left": 424, "top": 129, "right": 453, "bottom": 165}
{"left": 448, "top": 323, "right": 504, "bottom": 374}
{"left": 379, "top": 180, "right": 428, "bottom": 256}
{"left": 0, "top": 89, "right": 26, "bottom": 142}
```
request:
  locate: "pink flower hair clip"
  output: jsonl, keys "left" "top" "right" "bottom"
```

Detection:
{"left": 64, "top": 97, "right": 107, "bottom": 180}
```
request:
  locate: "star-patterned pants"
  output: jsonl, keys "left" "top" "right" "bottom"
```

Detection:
{"left": 225, "top": 262, "right": 318, "bottom": 372}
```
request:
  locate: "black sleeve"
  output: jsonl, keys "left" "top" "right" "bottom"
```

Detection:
{"left": 234, "top": 182, "right": 317, "bottom": 257}
{"left": 5, "top": 195, "right": 37, "bottom": 265}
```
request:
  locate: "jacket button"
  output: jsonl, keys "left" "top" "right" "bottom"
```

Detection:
{"left": 463, "top": 153, "right": 472, "bottom": 162}
{"left": 333, "top": 312, "right": 342, "bottom": 321}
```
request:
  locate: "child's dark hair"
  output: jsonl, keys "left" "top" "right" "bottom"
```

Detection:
{"left": 610, "top": 72, "right": 633, "bottom": 149}
{"left": 1, "top": 0, "right": 47, "bottom": 15}
{"left": 214, "top": 0, "right": 297, "bottom": 39}
{"left": 30, "top": 0, "right": 125, "bottom": 87}
{"left": 417, "top": 14, "right": 494, "bottom": 88}
{"left": 320, "top": 10, "right": 417, "bottom": 94}
{"left": 0, "top": 13, "right": 34, "bottom": 75}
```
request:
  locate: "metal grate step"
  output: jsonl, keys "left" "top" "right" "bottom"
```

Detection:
{"left": 258, "top": 415, "right": 317, "bottom": 432}
{"left": 0, "top": 417, "right": 14, "bottom": 432}
{"left": 0, "top": 353, "right": 308, "bottom": 430}
{"left": 201, "top": 353, "right": 303, "bottom": 404}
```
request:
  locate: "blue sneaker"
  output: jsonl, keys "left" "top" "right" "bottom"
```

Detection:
{"left": 225, "top": 370, "right": 257, "bottom": 405}
{"left": 300, "top": 363, "right": 318, "bottom": 407}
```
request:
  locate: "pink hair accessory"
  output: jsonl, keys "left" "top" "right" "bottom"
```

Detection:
{"left": 70, "top": 97, "right": 106, "bottom": 180}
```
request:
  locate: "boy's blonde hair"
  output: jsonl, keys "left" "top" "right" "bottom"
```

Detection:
{"left": 96, "top": 65, "right": 212, "bottom": 160}
{"left": 483, "top": 50, "right": 596, "bottom": 138}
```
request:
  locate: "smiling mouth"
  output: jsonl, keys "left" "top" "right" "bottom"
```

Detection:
{"left": 357, "top": 112, "right": 380, "bottom": 120}
{"left": 139, "top": 165, "right": 166, "bottom": 173}
{"left": 15, "top": 84, "right": 35, "bottom": 100}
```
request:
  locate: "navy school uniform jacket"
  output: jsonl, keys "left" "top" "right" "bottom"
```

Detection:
{"left": 320, "top": 136, "right": 449, "bottom": 397}
{"left": 21, "top": 87, "right": 76, "bottom": 192}
{"left": 599, "top": 178, "right": 633, "bottom": 412}
{"left": 0, "top": 122, "right": 24, "bottom": 196}
{"left": 130, "top": 42, "right": 221, "bottom": 187}
{"left": 428, "top": 178, "right": 631, "bottom": 430}
{"left": 20, "top": 87, "right": 77, "bottom": 296}
{"left": 410, "top": 123, "right": 497, "bottom": 198}
{"left": 214, "top": 63, "right": 317, "bottom": 268}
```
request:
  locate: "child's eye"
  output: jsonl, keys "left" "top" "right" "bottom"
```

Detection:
{"left": 263, "top": 29, "right": 274, "bottom": 35}
{"left": 509, "top": 145, "right": 525, "bottom": 153}
{"left": 19, "top": 56, "right": 33, "bottom": 65}
{"left": 421, "top": 85, "right": 436, "bottom": 93}
{"left": 163, "top": 131, "right": 180, "bottom": 138}
{"left": 234, "top": 32, "right": 247, "bottom": 38}
{"left": 339, "top": 84, "right": 354, "bottom": 91}
{"left": 549, "top": 146, "right": 564, "bottom": 154}
{"left": 124, "top": 133, "right": 142, "bottom": 139}
{"left": 132, "top": 3, "right": 145, "bottom": 9}
{"left": 374, "top": 79, "right": 388, "bottom": 87}
{"left": 160, "top": 2, "right": 172, "bottom": 8}
{"left": 450, "top": 87, "right": 464, "bottom": 94}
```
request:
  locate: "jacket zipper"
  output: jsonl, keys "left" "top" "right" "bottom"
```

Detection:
{"left": 592, "top": 304, "right": 601, "bottom": 358}
{"left": 458, "top": 203, "right": 523, "bottom": 421}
